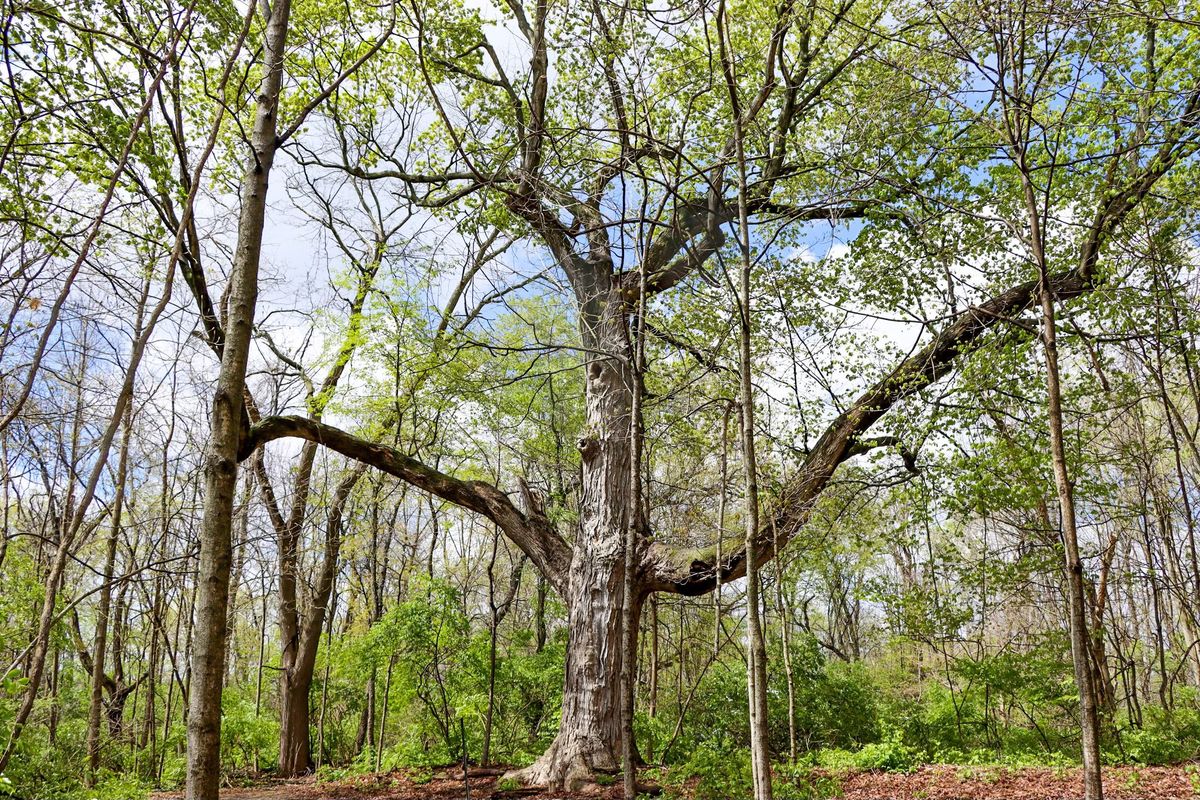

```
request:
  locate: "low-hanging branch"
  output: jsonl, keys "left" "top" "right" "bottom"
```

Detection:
{"left": 240, "top": 415, "right": 573, "bottom": 596}
{"left": 645, "top": 77, "right": 1200, "bottom": 594}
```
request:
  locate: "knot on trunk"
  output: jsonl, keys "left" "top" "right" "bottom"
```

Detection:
{"left": 577, "top": 434, "right": 601, "bottom": 462}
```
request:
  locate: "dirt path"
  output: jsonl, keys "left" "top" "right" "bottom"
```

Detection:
{"left": 152, "top": 764, "right": 1200, "bottom": 799}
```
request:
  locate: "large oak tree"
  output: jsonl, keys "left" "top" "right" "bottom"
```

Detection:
{"left": 218, "top": 0, "right": 1200, "bottom": 789}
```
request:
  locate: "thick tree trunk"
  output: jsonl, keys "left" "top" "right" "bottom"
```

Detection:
{"left": 278, "top": 673, "right": 314, "bottom": 776}
{"left": 256, "top": 240, "right": 1121, "bottom": 797}
{"left": 512, "top": 284, "right": 636, "bottom": 790}
{"left": 517, "top": 553, "right": 631, "bottom": 789}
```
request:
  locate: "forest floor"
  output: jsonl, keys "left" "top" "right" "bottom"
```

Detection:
{"left": 151, "top": 763, "right": 1200, "bottom": 799}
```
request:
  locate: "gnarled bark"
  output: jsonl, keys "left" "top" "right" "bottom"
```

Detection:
{"left": 510, "top": 553, "right": 635, "bottom": 790}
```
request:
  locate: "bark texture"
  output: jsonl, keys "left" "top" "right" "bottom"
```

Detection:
{"left": 511, "top": 276, "right": 638, "bottom": 789}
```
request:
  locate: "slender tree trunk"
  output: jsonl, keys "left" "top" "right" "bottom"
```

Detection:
{"left": 778, "top": 570, "right": 797, "bottom": 763}
{"left": 48, "top": 646, "right": 60, "bottom": 746}
{"left": 144, "top": 575, "right": 162, "bottom": 767}
{"left": 1039, "top": 278, "right": 1103, "bottom": 800}
{"left": 87, "top": 407, "right": 133, "bottom": 784}
{"left": 535, "top": 576, "right": 547, "bottom": 654}
{"left": 483, "top": 543, "right": 524, "bottom": 767}
{"left": 483, "top": 531, "right": 500, "bottom": 766}
{"left": 254, "top": 588, "right": 267, "bottom": 719}
{"left": 1141, "top": 509, "right": 1172, "bottom": 707}
{"left": 649, "top": 596, "right": 659, "bottom": 720}
{"left": 316, "top": 588, "right": 336, "bottom": 770}
{"left": 724, "top": 6, "right": 771, "bottom": 792}
{"left": 356, "top": 671, "right": 376, "bottom": 755}
{"left": 622, "top": 221, "right": 648, "bottom": 800}
{"left": 376, "top": 655, "right": 395, "bottom": 773}
{"left": 186, "top": 2, "right": 292, "bottom": 795}
{"left": 715, "top": 404, "right": 730, "bottom": 657}
{"left": 0, "top": 431, "right": 10, "bottom": 574}
{"left": 357, "top": 490, "right": 384, "bottom": 756}
{"left": 738, "top": 225, "right": 772, "bottom": 800}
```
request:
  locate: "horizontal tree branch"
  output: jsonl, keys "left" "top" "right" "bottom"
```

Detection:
{"left": 242, "top": 415, "right": 573, "bottom": 596}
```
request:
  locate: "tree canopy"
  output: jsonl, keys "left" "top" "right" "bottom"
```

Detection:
{"left": 1, "top": 0, "right": 1200, "bottom": 797}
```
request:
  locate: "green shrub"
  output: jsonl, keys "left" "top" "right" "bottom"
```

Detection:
{"left": 851, "top": 730, "right": 921, "bottom": 773}
{"left": 408, "top": 766, "right": 434, "bottom": 785}
{"left": 812, "top": 748, "right": 859, "bottom": 772}
{"left": 65, "top": 771, "right": 149, "bottom": 800}
{"left": 810, "top": 730, "right": 922, "bottom": 773}
{"left": 1118, "top": 701, "right": 1200, "bottom": 765}
{"left": 1122, "top": 729, "right": 1188, "bottom": 766}
{"left": 670, "top": 740, "right": 752, "bottom": 800}
{"left": 220, "top": 697, "right": 278, "bottom": 772}
{"left": 774, "top": 764, "right": 843, "bottom": 799}
{"left": 495, "top": 776, "right": 522, "bottom": 792}
{"left": 315, "top": 744, "right": 377, "bottom": 782}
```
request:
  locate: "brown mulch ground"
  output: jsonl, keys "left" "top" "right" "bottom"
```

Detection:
{"left": 835, "top": 765, "right": 1199, "bottom": 799}
{"left": 151, "top": 767, "right": 630, "bottom": 800}
{"left": 152, "top": 764, "right": 1200, "bottom": 799}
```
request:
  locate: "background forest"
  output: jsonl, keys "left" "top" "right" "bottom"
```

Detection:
{"left": 2, "top": 0, "right": 1200, "bottom": 797}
